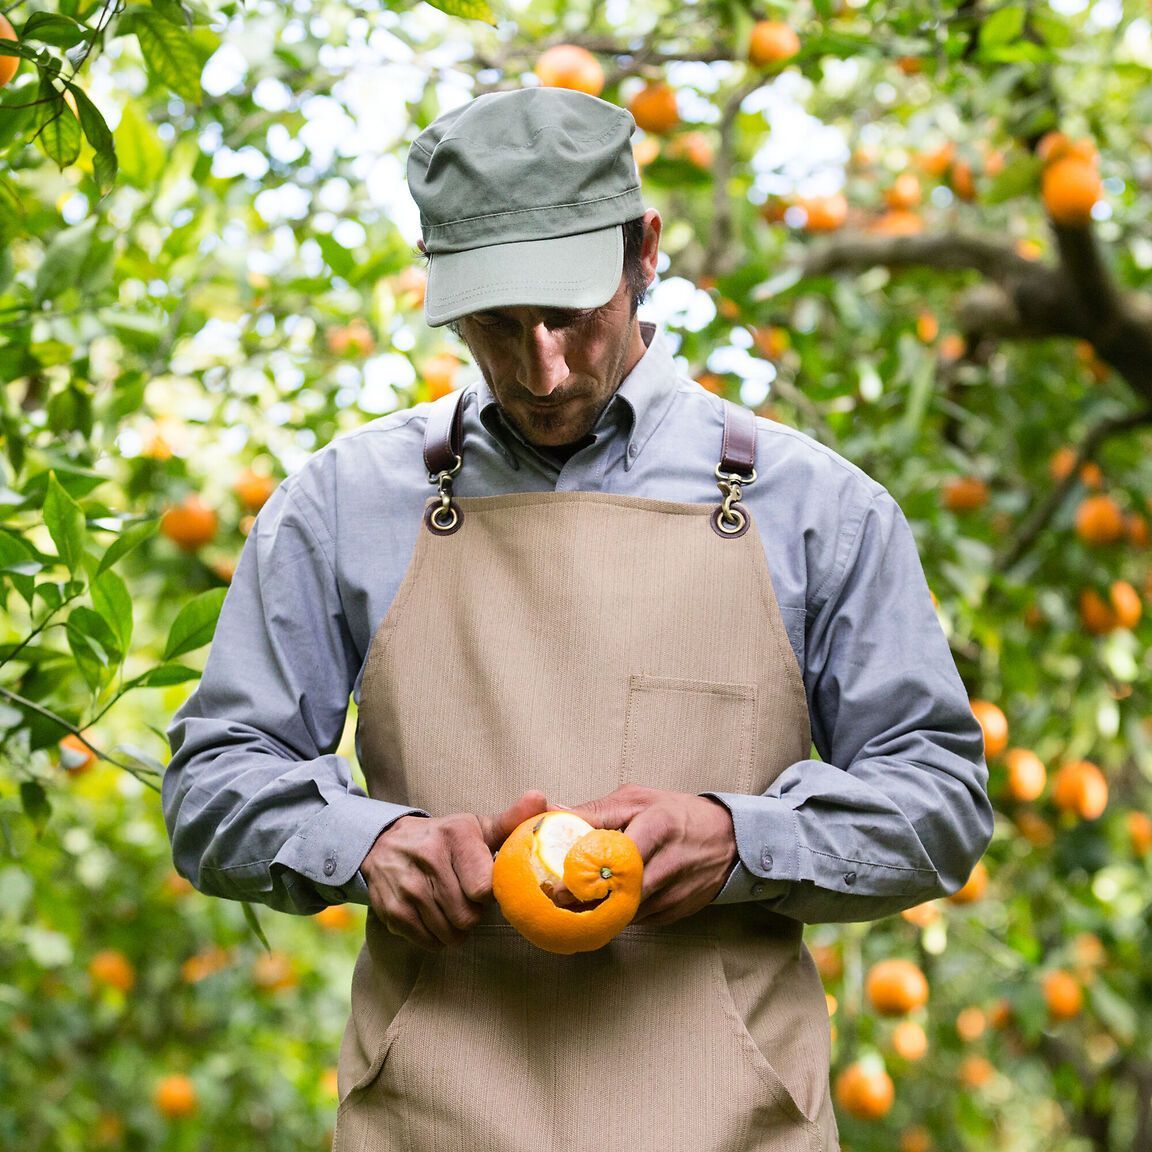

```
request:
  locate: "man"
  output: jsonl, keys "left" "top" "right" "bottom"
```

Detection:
{"left": 164, "top": 87, "right": 992, "bottom": 1151}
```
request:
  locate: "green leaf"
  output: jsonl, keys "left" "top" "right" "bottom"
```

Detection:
{"left": 242, "top": 901, "right": 271, "bottom": 952}
{"left": 114, "top": 100, "right": 166, "bottom": 189}
{"left": 0, "top": 178, "right": 24, "bottom": 234}
{"left": 21, "top": 12, "right": 92, "bottom": 48}
{"left": 150, "top": 0, "right": 193, "bottom": 26}
{"left": 18, "top": 781, "right": 51, "bottom": 835}
{"left": 67, "top": 605, "right": 121, "bottom": 689}
{"left": 983, "top": 154, "right": 1042, "bottom": 206}
{"left": 316, "top": 234, "right": 355, "bottom": 279}
{"left": 126, "top": 663, "right": 201, "bottom": 689}
{"left": 162, "top": 587, "right": 226, "bottom": 661}
{"left": 421, "top": 0, "right": 496, "bottom": 24}
{"left": 34, "top": 218, "right": 97, "bottom": 306}
{"left": 135, "top": 12, "right": 203, "bottom": 103}
{"left": 96, "top": 518, "right": 157, "bottom": 576}
{"left": 43, "top": 472, "right": 86, "bottom": 575}
{"left": 35, "top": 77, "right": 82, "bottom": 169}
{"left": 47, "top": 386, "right": 94, "bottom": 439}
{"left": 91, "top": 568, "right": 133, "bottom": 654}
{"left": 980, "top": 6, "right": 1026, "bottom": 48}
{"left": 64, "top": 83, "right": 118, "bottom": 196}
{"left": 112, "top": 743, "right": 165, "bottom": 774}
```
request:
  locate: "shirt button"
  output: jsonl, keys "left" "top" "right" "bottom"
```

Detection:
{"left": 627, "top": 443, "right": 638, "bottom": 459}
{"left": 843, "top": 871, "right": 857, "bottom": 886}
{"left": 323, "top": 855, "right": 337, "bottom": 878}
{"left": 751, "top": 883, "right": 766, "bottom": 898}
{"left": 761, "top": 850, "right": 774, "bottom": 871}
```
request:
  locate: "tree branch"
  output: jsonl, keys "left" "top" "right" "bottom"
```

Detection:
{"left": 995, "top": 409, "right": 1152, "bottom": 572}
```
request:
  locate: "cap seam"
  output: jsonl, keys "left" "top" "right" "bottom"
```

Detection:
{"left": 424, "top": 187, "right": 640, "bottom": 232}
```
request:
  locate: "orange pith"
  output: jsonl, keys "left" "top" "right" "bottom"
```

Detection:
{"left": 492, "top": 812, "right": 643, "bottom": 954}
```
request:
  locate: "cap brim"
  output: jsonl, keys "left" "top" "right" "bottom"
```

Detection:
{"left": 424, "top": 226, "right": 623, "bottom": 327}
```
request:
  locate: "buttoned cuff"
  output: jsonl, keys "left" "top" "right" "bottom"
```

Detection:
{"left": 702, "top": 791, "right": 801, "bottom": 904}
{"left": 272, "top": 793, "right": 427, "bottom": 906}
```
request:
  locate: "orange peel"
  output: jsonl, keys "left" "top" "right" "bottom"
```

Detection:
{"left": 492, "top": 812, "right": 643, "bottom": 954}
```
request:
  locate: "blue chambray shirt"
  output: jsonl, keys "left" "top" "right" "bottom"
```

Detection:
{"left": 163, "top": 323, "right": 993, "bottom": 922}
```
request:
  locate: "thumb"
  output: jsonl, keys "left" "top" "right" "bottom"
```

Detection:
{"left": 480, "top": 789, "right": 549, "bottom": 851}
{"left": 566, "top": 789, "right": 644, "bottom": 833}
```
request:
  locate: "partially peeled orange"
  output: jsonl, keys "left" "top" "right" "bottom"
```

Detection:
{"left": 493, "top": 811, "right": 643, "bottom": 955}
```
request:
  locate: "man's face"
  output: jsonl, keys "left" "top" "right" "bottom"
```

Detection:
{"left": 454, "top": 275, "right": 643, "bottom": 448}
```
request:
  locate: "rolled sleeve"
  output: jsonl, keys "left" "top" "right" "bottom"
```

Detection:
{"left": 706, "top": 490, "right": 993, "bottom": 922}
{"left": 163, "top": 480, "right": 424, "bottom": 915}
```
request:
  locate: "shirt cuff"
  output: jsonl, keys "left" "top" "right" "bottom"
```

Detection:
{"left": 272, "top": 793, "right": 427, "bottom": 905}
{"left": 703, "top": 790, "right": 801, "bottom": 903}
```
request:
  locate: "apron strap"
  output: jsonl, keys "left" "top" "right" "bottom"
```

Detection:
{"left": 423, "top": 389, "right": 468, "bottom": 536}
{"left": 712, "top": 401, "right": 758, "bottom": 539}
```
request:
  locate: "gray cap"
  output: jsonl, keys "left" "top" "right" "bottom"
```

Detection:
{"left": 407, "top": 88, "right": 645, "bottom": 327}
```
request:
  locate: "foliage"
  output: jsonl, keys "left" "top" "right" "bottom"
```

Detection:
{"left": 2, "top": 0, "right": 1152, "bottom": 1149}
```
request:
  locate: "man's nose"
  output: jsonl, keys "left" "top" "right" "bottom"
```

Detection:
{"left": 518, "top": 324, "right": 568, "bottom": 396}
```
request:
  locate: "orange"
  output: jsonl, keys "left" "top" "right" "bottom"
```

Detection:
{"left": 896, "top": 56, "right": 923, "bottom": 76}
{"left": 1109, "top": 579, "right": 1142, "bottom": 629}
{"left": 629, "top": 84, "right": 679, "bottom": 135}
{"left": 1072, "top": 932, "right": 1107, "bottom": 973}
{"left": 797, "top": 193, "right": 848, "bottom": 232}
{"left": 834, "top": 1060, "right": 895, "bottom": 1120}
{"left": 748, "top": 21, "right": 801, "bottom": 66}
{"left": 942, "top": 476, "right": 988, "bottom": 513}
{"left": 666, "top": 131, "right": 714, "bottom": 169}
{"left": 1079, "top": 587, "right": 1116, "bottom": 635}
{"left": 918, "top": 142, "right": 955, "bottom": 178}
{"left": 810, "top": 942, "right": 843, "bottom": 980}
{"left": 632, "top": 136, "right": 661, "bottom": 168}
{"left": 180, "top": 947, "right": 231, "bottom": 984}
{"left": 885, "top": 172, "right": 922, "bottom": 211}
{"left": 534, "top": 44, "right": 604, "bottom": 96}
{"left": 1049, "top": 445, "right": 1102, "bottom": 488}
{"left": 950, "top": 159, "right": 977, "bottom": 202}
{"left": 890, "top": 1019, "right": 928, "bottom": 1061}
{"left": 391, "top": 266, "right": 427, "bottom": 308}
{"left": 949, "top": 859, "right": 988, "bottom": 904}
{"left": 938, "top": 332, "right": 966, "bottom": 360}
{"left": 160, "top": 495, "right": 218, "bottom": 552}
{"left": 0, "top": 14, "right": 18, "bottom": 89}
{"left": 955, "top": 1005, "right": 987, "bottom": 1043}
{"left": 326, "top": 318, "right": 375, "bottom": 358}
{"left": 960, "top": 1054, "right": 996, "bottom": 1088}
{"left": 321, "top": 1067, "right": 340, "bottom": 1098}
{"left": 970, "top": 699, "right": 1008, "bottom": 758}
{"left": 1005, "top": 747, "right": 1046, "bottom": 803}
{"left": 867, "top": 209, "right": 924, "bottom": 236}
{"left": 915, "top": 311, "right": 939, "bottom": 343}
{"left": 1043, "top": 156, "right": 1102, "bottom": 227}
{"left": 1125, "top": 513, "right": 1149, "bottom": 547}
{"left": 59, "top": 732, "right": 96, "bottom": 774}
{"left": 1128, "top": 810, "right": 1152, "bottom": 856}
{"left": 252, "top": 950, "right": 298, "bottom": 991}
{"left": 1042, "top": 969, "right": 1083, "bottom": 1020}
{"left": 1052, "top": 759, "right": 1108, "bottom": 820}
{"left": 988, "top": 998, "right": 1014, "bottom": 1029}
{"left": 697, "top": 373, "right": 726, "bottom": 395}
{"left": 900, "top": 1125, "right": 933, "bottom": 1152}
{"left": 1015, "top": 809, "right": 1055, "bottom": 847}
{"left": 492, "top": 811, "right": 643, "bottom": 954}
{"left": 89, "top": 949, "right": 136, "bottom": 993}
{"left": 865, "top": 957, "right": 929, "bottom": 1016}
{"left": 314, "top": 903, "right": 356, "bottom": 931}
{"left": 1016, "top": 238, "right": 1044, "bottom": 260}
{"left": 422, "top": 352, "right": 461, "bottom": 401}
{"left": 232, "top": 468, "right": 276, "bottom": 512}
{"left": 154, "top": 1074, "right": 198, "bottom": 1119}
{"left": 900, "top": 901, "right": 941, "bottom": 928}
{"left": 752, "top": 326, "right": 790, "bottom": 360}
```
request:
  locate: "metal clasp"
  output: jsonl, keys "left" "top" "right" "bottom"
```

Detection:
{"left": 712, "top": 463, "right": 757, "bottom": 537}
{"left": 426, "top": 453, "right": 462, "bottom": 535}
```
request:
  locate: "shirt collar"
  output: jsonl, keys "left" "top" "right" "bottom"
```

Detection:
{"left": 472, "top": 321, "right": 679, "bottom": 471}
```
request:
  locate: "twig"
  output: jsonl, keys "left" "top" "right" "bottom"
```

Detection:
{"left": 0, "top": 685, "right": 162, "bottom": 791}
{"left": 995, "top": 409, "right": 1152, "bottom": 573}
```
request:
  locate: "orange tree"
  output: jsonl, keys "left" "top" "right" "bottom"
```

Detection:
{"left": 1, "top": 1, "right": 1151, "bottom": 1149}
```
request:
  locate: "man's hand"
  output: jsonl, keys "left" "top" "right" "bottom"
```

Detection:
{"left": 360, "top": 790, "right": 548, "bottom": 949}
{"left": 567, "top": 785, "right": 737, "bottom": 925}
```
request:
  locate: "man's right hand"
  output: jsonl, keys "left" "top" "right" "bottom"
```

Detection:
{"left": 359, "top": 790, "right": 548, "bottom": 950}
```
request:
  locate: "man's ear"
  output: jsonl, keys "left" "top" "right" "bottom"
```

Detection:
{"left": 417, "top": 239, "right": 428, "bottom": 254}
{"left": 640, "top": 208, "right": 662, "bottom": 287}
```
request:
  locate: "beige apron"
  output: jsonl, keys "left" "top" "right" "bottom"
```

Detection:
{"left": 334, "top": 395, "right": 838, "bottom": 1152}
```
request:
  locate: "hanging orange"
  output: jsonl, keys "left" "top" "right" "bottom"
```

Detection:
{"left": 628, "top": 83, "right": 679, "bottom": 135}
{"left": 492, "top": 811, "right": 643, "bottom": 954}
{"left": 865, "top": 958, "right": 929, "bottom": 1016}
{"left": 0, "top": 14, "right": 19, "bottom": 89}
{"left": 534, "top": 44, "right": 605, "bottom": 97}
{"left": 748, "top": 21, "right": 801, "bottom": 66}
{"left": 970, "top": 699, "right": 1008, "bottom": 758}
{"left": 1052, "top": 759, "right": 1108, "bottom": 820}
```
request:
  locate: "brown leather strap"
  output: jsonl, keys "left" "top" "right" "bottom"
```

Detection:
{"left": 719, "top": 400, "right": 757, "bottom": 476}
{"left": 423, "top": 388, "right": 468, "bottom": 477}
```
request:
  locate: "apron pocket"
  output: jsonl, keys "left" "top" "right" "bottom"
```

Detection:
{"left": 621, "top": 675, "right": 756, "bottom": 795}
{"left": 340, "top": 925, "right": 818, "bottom": 1152}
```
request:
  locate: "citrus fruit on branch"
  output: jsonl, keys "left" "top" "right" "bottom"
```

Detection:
{"left": 492, "top": 811, "right": 643, "bottom": 955}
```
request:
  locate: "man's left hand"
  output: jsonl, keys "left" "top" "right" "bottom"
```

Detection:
{"left": 566, "top": 785, "right": 737, "bottom": 925}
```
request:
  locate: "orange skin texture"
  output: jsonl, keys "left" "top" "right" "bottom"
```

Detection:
{"left": 492, "top": 816, "right": 643, "bottom": 954}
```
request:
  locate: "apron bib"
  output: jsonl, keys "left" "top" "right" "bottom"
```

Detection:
{"left": 334, "top": 394, "right": 838, "bottom": 1152}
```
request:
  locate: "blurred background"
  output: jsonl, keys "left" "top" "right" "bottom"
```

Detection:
{"left": 1, "top": 0, "right": 1151, "bottom": 1148}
